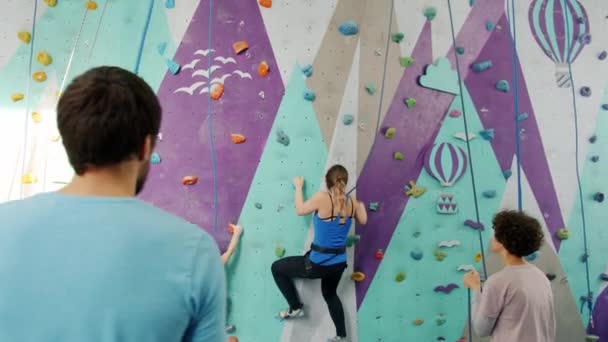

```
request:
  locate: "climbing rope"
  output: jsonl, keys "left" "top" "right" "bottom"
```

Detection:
{"left": 446, "top": 1, "right": 488, "bottom": 341}
{"left": 506, "top": 0, "right": 523, "bottom": 212}
{"left": 206, "top": 0, "right": 219, "bottom": 237}
{"left": 561, "top": 0, "right": 593, "bottom": 327}
{"left": 87, "top": 0, "right": 110, "bottom": 63}
{"left": 346, "top": 0, "right": 394, "bottom": 196}
{"left": 134, "top": 0, "right": 155, "bottom": 75}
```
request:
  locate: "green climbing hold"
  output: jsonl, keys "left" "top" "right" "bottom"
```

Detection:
{"left": 436, "top": 313, "right": 447, "bottom": 326}
{"left": 393, "top": 152, "right": 404, "bottom": 160}
{"left": 456, "top": 47, "right": 465, "bottom": 55}
{"left": 275, "top": 245, "right": 286, "bottom": 258}
{"left": 365, "top": 83, "right": 376, "bottom": 95}
{"left": 399, "top": 56, "right": 414, "bottom": 67}
{"left": 391, "top": 32, "right": 404, "bottom": 43}
{"left": 496, "top": 80, "right": 510, "bottom": 93}
{"left": 557, "top": 228, "right": 569, "bottom": 240}
{"left": 395, "top": 272, "right": 406, "bottom": 282}
{"left": 423, "top": 7, "right": 437, "bottom": 21}
{"left": 433, "top": 249, "right": 447, "bottom": 261}
{"left": 385, "top": 127, "right": 396, "bottom": 139}
{"left": 404, "top": 97, "right": 416, "bottom": 108}
{"left": 369, "top": 202, "right": 379, "bottom": 211}
{"left": 346, "top": 234, "right": 361, "bottom": 247}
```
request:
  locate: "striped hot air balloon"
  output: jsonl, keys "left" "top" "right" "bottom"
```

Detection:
{"left": 424, "top": 142, "right": 468, "bottom": 187}
{"left": 528, "top": 0, "right": 589, "bottom": 88}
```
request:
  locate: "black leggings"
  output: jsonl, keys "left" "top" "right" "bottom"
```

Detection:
{"left": 271, "top": 256, "right": 347, "bottom": 337}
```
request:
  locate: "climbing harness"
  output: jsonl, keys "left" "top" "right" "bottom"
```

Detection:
{"left": 134, "top": 0, "right": 155, "bottom": 75}
{"left": 446, "top": 1, "right": 488, "bottom": 341}
{"left": 346, "top": 0, "right": 394, "bottom": 196}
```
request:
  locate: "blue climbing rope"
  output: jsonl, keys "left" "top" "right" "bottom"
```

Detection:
{"left": 346, "top": 0, "right": 394, "bottom": 196}
{"left": 561, "top": 0, "right": 593, "bottom": 326}
{"left": 134, "top": 0, "right": 155, "bottom": 75}
{"left": 447, "top": 1, "right": 488, "bottom": 341}
{"left": 206, "top": 0, "right": 219, "bottom": 237}
{"left": 506, "top": 0, "right": 523, "bottom": 212}
{"left": 87, "top": 0, "right": 110, "bottom": 63}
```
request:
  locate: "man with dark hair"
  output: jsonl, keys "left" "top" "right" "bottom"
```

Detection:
{"left": 463, "top": 210, "right": 555, "bottom": 342}
{"left": 0, "top": 66, "right": 226, "bottom": 341}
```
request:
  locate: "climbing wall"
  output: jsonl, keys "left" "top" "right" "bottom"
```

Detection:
{"left": 2, "top": 1, "right": 608, "bottom": 341}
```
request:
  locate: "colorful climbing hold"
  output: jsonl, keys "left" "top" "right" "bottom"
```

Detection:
{"left": 593, "top": 192, "right": 604, "bottom": 203}
{"left": 210, "top": 83, "right": 224, "bottom": 100}
{"left": 404, "top": 97, "right": 416, "bottom": 108}
{"left": 50, "top": 133, "right": 61, "bottom": 142}
{"left": 165, "top": 0, "right": 175, "bottom": 9}
{"left": 599, "top": 51, "right": 607, "bottom": 61}
{"left": 232, "top": 41, "right": 249, "bottom": 55}
{"left": 434, "top": 283, "right": 459, "bottom": 294}
{"left": 369, "top": 202, "right": 379, "bottom": 212}
{"left": 525, "top": 251, "right": 540, "bottom": 261}
{"left": 301, "top": 64, "right": 313, "bottom": 77}
{"left": 303, "top": 89, "right": 315, "bottom": 101}
{"left": 423, "top": 7, "right": 437, "bottom": 21}
{"left": 181, "top": 176, "right": 198, "bottom": 185}
{"left": 589, "top": 135, "right": 597, "bottom": 144}
{"left": 405, "top": 180, "right": 426, "bottom": 198}
{"left": 231, "top": 133, "right": 246, "bottom": 144}
{"left": 395, "top": 272, "right": 406, "bottom": 282}
{"left": 351, "top": 272, "right": 366, "bottom": 282}
{"left": 11, "top": 93, "right": 24, "bottom": 102}
{"left": 86, "top": 1, "right": 98, "bottom": 10}
{"left": 464, "top": 219, "right": 485, "bottom": 231}
{"left": 18, "top": 31, "right": 31, "bottom": 44}
{"left": 342, "top": 114, "right": 354, "bottom": 126}
{"left": 384, "top": 127, "right": 396, "bottom": 139}
{"left": 393, "top": 152, "right": 404, "bottom": 161}
{"left": 433, "top": 249, "right": 447, "bottom": 261}
{"left": 472, "top": 60, "right": 492, "bottom": 73}
{"left": 436, "top": 194, "right": 458, "bottom": 214}
{"left": 227, "top": 336, "right": 239, "bottom": 342}
{"left": 413, "top": 319, "right": 424, "bottom": 326}
{"left": 503, "top": 169, "right": 512, "bottom": 179}
{"left": 258, "top": 0, "right": 272, "bottom": 8}
{"left": 579, "top": 33, "right": 592, "bottom": 45}
{"left": 485, "top": 20, "right": 495, "bottom": 32}
{"left": 580, "top": 86, "right": 592, "bottom": 97}
{"left": 557, "top": 228, "right": 569, "bottom": 240}
{"left": 546, "top": 273, "right": 557, "bottom": 281}
{"left": 600, "top": 273, "right": 608, "bottom": 281}
{"left": 436, "top": 314, "right": 447, "bottom": 326}
{"left": 517, "top": 112, "right": 529, "bottom": 122}
{"left": 150, "top": 152, "right": 161, "bottom": 164}
{"left": 580, "top": 253, "right": 589, "bottom": 262}
{"left": 399, "top": 56, "right": 414, "bottom": 67}
{"left": 496, "top": 80, "right": 509, "bottom": 93}
{"left": 374, "top": 249, "right": 384, "bottom": 260}
{"left": 338, "top": 20, "right": 359, "bottom": 36}
{"left": 32, "top": 71, "right": 47, "bottom": 82}
{"left": 258, "top": 91, "right": 265, "bottom": 99}
{"left": 37, "top": 51, "right": 52, "bottom": 66}
{"left": 482, "top": 190, "right": 496, "bottom": 198}
{"left": 474, "top": 252, "right": 482, "bottom": 263}
{"left": 258, "top": 61, "right": 269, "bottom": 77}
{"left": 346, "top": 235, "right": 361, "bottom": 247}
{"left": 157, "top": 42, "right": 167, "bottom": 56}
{"left": 44, "top": 0, "right": 57, "bottom": 7}
{"left": 365, "top": 83, "right": 376, "bottom": 95}
{"left": 276, "top": 129, "right": 290, "bottom": 146}
{"left": 410, "top": 249, "right": 423, "bottom": 261}
{"left": 225, "top": 324, "right": 236, "bottom": 333}
{"left": 449, "top": 109, "right": 462, "bottom": 118}
{"left": 275, "top": 245, "right": 286, "bottom": 258}
{"left": 31, "top": 112, "right": 42, "bottom": 123}
{"left": 438, "top": 240, "right": 460, "bottom": 248}
{"left": 254, "top": 202, "right": 262, "bottom": 209}
{"left": 391, "top": 32, "right": 404, "bottom": 43}
{"left": 22, "top": 173, "right": 37, "bottom": 184}
{"left": 456, "top": 47, "right": 465, "bottom": 55}
{"left": 458, "top": 265, "right": 475, "bottom": 272}
{"left": 591, "top": 156, "right": 599, "bottom": 163}
{"left": 166, "top": 59, "right": 181, "bottom": 75}
{"left": 479, "top": 129, "right": 495, "bottom": 141}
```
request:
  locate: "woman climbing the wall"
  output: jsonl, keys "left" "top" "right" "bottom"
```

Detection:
{"left": 271, "top": 164, "right": 368, "bottom": 342}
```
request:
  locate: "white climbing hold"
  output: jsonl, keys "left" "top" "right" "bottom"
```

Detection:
{"left": 453, "top": 132, "right": 476, "bottom": 141}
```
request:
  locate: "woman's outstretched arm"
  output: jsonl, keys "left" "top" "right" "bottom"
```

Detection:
{"left": 293, "top": 176, "right": 324, "bottom": 216}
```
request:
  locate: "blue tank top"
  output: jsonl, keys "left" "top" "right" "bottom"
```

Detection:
{"left": 308, "top": 192, "right": 354, "bottom": 266}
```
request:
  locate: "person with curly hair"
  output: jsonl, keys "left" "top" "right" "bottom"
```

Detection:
{"left": 463, "top": 210, "right": 555, "bottom": 342}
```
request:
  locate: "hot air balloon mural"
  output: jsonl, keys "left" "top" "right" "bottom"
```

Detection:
{"left": 424, "top": 142, "right": 468, "bottom": 187}
{"left": 529, "top": 0, "right": 590, "bottom": 88}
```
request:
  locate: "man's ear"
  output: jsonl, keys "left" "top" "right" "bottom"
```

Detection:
{"left": 139, "top": 135, "right": 154, "bottom": 161}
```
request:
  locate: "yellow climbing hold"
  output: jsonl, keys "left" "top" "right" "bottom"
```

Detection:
{"left": 31, "top": 112, "right": 42, "bottom": 123}
{"left": 474, "top": 252, "right": 482, "bottom": 263}
{"left": 51, "top": 133, "right": 61, "bottom": 142}
{"left": 44, "top": 0, "right": 57, "bottom": 7}
{"left": 351, "top": 271, "right": 366, "bottom": 282}
{"left": 22, "top": 173, "right": 37, "bottom": 184}
{"left": 37, "top": 51, "right": 52, "bottom": 66}
{"left": 55, "top": 91, "right": 61, "bottom": 98}
{"left": 11, "top": 93, "right": 24, "bottom": 102}
{"left": 18, "top": 31, "right": 31, "bottom": 44}
{"left": 33, "top": 71, "right": 47, "bottom": 82}
{"left": 86, "top": 1, "right": 98, "bottom": 10}
{"left": 405, "top": 180, "right": 426, "bottom": 198}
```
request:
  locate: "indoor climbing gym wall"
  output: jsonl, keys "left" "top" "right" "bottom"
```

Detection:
{"left": 1, "top": 0, "right": 608, "bottom": 341}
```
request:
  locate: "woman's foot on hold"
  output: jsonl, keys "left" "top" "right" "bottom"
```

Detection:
{"left": 327, "top": 337, "right": 346, "bottom": 342}
{"left": 278, "top": 307, "right": 304, "bottom": 319}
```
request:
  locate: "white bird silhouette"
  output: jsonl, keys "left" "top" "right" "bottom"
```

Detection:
{"left": 214, "top": 56, "right": 236, "bottom": 64}
{"left": 232, "top": 70, "right": 252, "bottom": 79}
{"left": 192, "top": 65, "right": 222, "bottom": 78}
{"left": 210, "top": 74, "right": 232, "bottom": 84}
{"left": 174, "top": 81, "right": 207, "bottom": 95}
{"left": 198, "top": 87, "right": 210, "bottom": 95}
{"left": 182, "top": 59, "right": 201, "bottom": 70}
{"left": 194, "top": 49, "right": 216, "bottom": 56}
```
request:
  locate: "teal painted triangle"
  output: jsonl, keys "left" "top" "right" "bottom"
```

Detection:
{"left": 225, "top": 64, "right": 327, "bottom": 341}
{"left": 358, "top": 85, "right": 505, "bottom": 341}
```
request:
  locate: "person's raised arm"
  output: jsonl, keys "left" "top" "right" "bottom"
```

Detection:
{"left": 350, "top": 194, "right": 368, "bottom": 225}
{"left": 221, "top": 224, "right": 242, "bottom": 265}
{"left": 293, "top": 176, "right": 323, "bottom": 216}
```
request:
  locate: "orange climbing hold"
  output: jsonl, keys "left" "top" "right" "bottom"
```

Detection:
{"left": 231, "top": 133, "right": 246, "bottom": 144}
{"left": 351, "top": 271, "right": 366, "bottom": 282}
{"left": 258, "top": 61, "right": 269, "bottom": 77}
{"left": 37, "top": 51, "right": 53, "bottom": 66}
{"left": 33, "top": 71, "right": 47, "bottom": 82}
{"left": 227, "top": 337, "right": 239, "bottom": 342}
{"left": 210, "top": 83, "right": 224, "bottom": 100}
{"left": 258, "top": 0, "right": 272, "bottom": 8}
{"left": 86, "top": 1, "right": 98, "bottom": 10}
{"left": 474, "top": 252, "right": 482, "bottom": 262}
{"left": 232, "top": 41, "right": 249, "bottom": 55}
{"left": 44, "top": 0, "right": 57, "bottom": 7}
{"left": 181, "top": 176, "right": 198, "bottom": 186}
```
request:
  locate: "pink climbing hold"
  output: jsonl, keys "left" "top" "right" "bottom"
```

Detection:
{"left": 449, "top": 109, "right": 461, "bottom": 118}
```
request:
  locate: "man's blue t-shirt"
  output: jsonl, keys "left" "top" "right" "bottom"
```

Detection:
{"left": 0, "top": 192, "right": 226, "bottom": 342}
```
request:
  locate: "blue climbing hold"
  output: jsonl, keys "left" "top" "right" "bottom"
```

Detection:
{"left": 600, "top": 273, "right": 608, "bottom": 281}
{"left": 150, "top": 152, "right": 161, "bottom": 164}
{"left": 157, "top": 42, "right": 167, "bottom": 56}
{"left": 343, "top": 114, "right": 354, "bottom": 126}
{"left": 456, "top": 47, "right": 465, "bottom": 55}
{"left": 166, "top": 59, "right": 181, "bottom": 75}
{"left": 165, "top": 0, "right": 175, "bottom": 9}
{"left": 496, "top": 80, "right": 509, "bottom": 93}
{"left": 410, "top": 249, "right": 423, "bottom": 261}
{"left": 599, "top": 51, "right": 607, "bottom": 61}
{"left": 591, "top": 156, "right": 599, "bottom": 163}
{"left": 503, "top": 169, "right": 512, "bottom": 179}
{"left": 525, "top": 251, "right": 540, "bottom": 261}
{"left": 482, "top": 190, "right": 496, "bottom": 198}
{"left": 579, "top": 33, "right": 592, "bottom": 45}
{"left": 589, "top": 135, "right": 597, "bottom": 143}
{"left": 472, "top": 60, "right": 492, "bottom": 73}
{"left": 338, "top": 20, "right": 359, "bottom": 36}
{"left": 580, "top": 87, "right": 591, "bottom": 97}
{"left": 485, "top": 20, "right": 494, "bottom": 32}
{"left": 602, "top": 104, "right": 608, "bottom": 110}
{"left": 254, "top": 202, "right": 262, "bottom": 209}
{"left": 479, "top": 129, "right": 495, "bottom": 141}
{"left": 303, "top": 89, "right": 316, "bottom": 102}
{"left": 469, "top": 0, "right": 475, "bottom": 6}
{"left": 517, "top": 112, "right": 529, "bottom": 122}
{"left": 301, "top": 64, "right": 313, "bottom": 78}
{"left": 369, "top": 202, "right": 379, "bottom": 212}
{"left": 593, "top": 192, "right": 604, "bottom": 203}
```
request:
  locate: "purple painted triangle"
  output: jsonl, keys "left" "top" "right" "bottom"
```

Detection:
{"left": 139, "top": 0, "right": 284, "bottom": 249}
